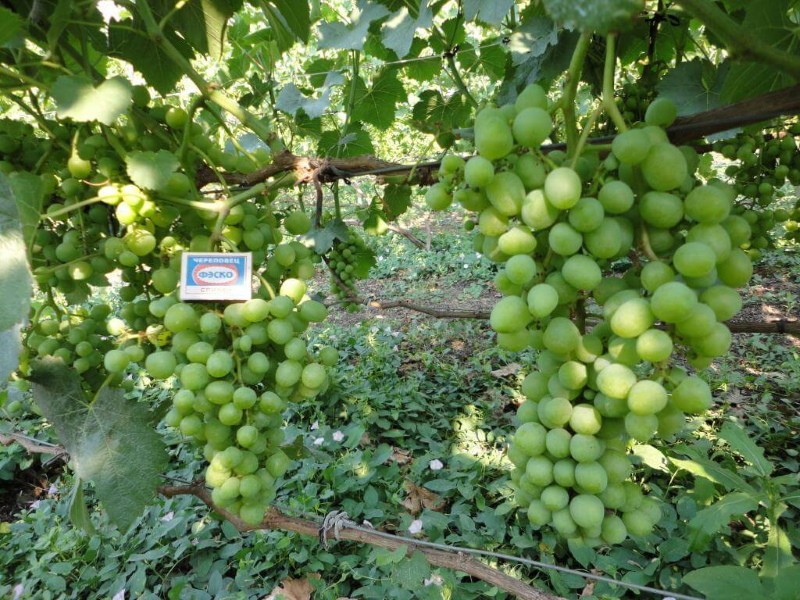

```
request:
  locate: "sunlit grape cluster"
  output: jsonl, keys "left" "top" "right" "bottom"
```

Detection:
{"left": 428, "top": 85, "right": 754, "bottom": 546}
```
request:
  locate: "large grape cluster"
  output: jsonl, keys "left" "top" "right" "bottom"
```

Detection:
{"left": 428, "top": 85, "right": 754, "bottom": 546}
{"left": 3, "top": 89, "right": 336, "bottom": 525}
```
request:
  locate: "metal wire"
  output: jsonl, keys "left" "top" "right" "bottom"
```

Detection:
{"left": 304, "top": 507, "right": 703, "bottom": 600}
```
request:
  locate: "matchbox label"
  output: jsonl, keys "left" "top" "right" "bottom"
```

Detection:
{"left": 180, "top": 252, "right": 252, "bottom": 301}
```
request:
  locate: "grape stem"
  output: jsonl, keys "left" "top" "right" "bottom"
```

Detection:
{"left": 569, "top": 104, "right": 602, "bottom": 169}
{"left": 639, "top": 225, "right": 661, "bottom": 262}
{"left": 603, "top": 34, "right": 628, "bottom": 133}
{"left": 560, "top": 33, "right": 592, "bottom": 158}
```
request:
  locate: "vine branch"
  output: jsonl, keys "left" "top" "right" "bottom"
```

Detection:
{"left": 158, "top": 483, "right": 561, "bottom": 600}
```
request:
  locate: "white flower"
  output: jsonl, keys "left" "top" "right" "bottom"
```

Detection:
{"left": 12, "top": 584, "right": 24, "bottom": 600}
{"left": 160, "top": 511, "right": 174, "bottom": 522}
{"left": 313, "top": 437, "right": 325, "bottom": 446}
{"left": 30, "top": 500, "right": 41, "bottom": 510}
{"left": 112, "top": 590, "right": 126, "bottom": 600}
{"left": 310, "top": 421, "right": 319, "bottom": 431}
{"left": 97, "top": 0, "right": 124, "bottom": 22}
{"left": 424, "top": 574, "right": 443, "bottom": 587}
{"left": 332, "top": 430, "right": 345, "bottom": 442}
{"left": 408, "top": 519, "right": 423, "bottom": 534}
{"left": 47, "top": 484, "right": 58, "bottom": 496}
{"left": 429, "top": 459, "right": 444, "bottom": 471}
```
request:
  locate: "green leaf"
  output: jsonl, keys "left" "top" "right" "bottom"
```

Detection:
{"left": 381, "top": 3, "right": 433, "bottom": 58}
{"left": 683, "top": 566, "right": 764, "bottom": 600}
{"left": 275, "top": 72, "right": 345, "bottom": 119}
{"left": 542, "top": 0, "right": 644, "bottom": 34}
{"left": 171, "top": 0, "right": 242, "bottom": 59}
{"left": 349, "top": 68, "right": 405, "bottom": 130}
{"left": 304, "top": 219, "right": 350, "bottom": 254}
{"left": 318, "top": 1, "right": 390, "bottom": 51}
{"left": 109, "top": 22, "right": 193, "bottom": 95}
{"left": 0, "top": 7, "right": 23, "bottom": 47}
{"left": 125, "top": 150, "right": 180, "bottom": 191}
{"left": 772, "top": 565, "right": 800, "bottom": 600}
{"left": 46, "top": 0, "right": 74, "bottom": 52}
{"left": 720, "top": 422, "right": 773, "bottom": 477}
{"left": 363, "top": 210, "right": 389, "bottom": 235}
{"left": 270, "top": 0, "right": 310, "bottom": 42}
{"left": 382, "top": 184, "right": 412, "bottom": 220}
{"left": 7, "top": 172, "right": 43, "bottom": 249}
{"left": 508, "top": 16, "right": 559, "bottom": 66}
{"left": 688, "top": 491, "right": 762, "bottom": 551}
{"left": 656, "top": 59, "right": 728, "bottom": 116}
{"left": 670, "top": 450, "right": 757, "bottom": 493}
{"left": 720, "top": 0, "right": 797, "bottom": 102}
{"left": 405, "top": 38, "right": 441, "bottom": 82}
{"left": 394, "top": 551, "right": 431, "bottom": 589}
{"left": 462, "top": 0, "right": 515, "bottom": 25}
{"left": 351, "top": 246, "right": 376, "bottom": 278}
{"left": 51, "top": 76, "right": 132, "bottom": 126}
{"left": 30, "top": 359, "right": 168, "bottom": 531}
{"left": 0, "top": 325, "right": 23, "bottom": 389}
{"left": 318, "top": 124, "right": 375, "bottom": 158}
{"left": 631, "top": 444, "right": 670, "bottom": 472}
{"left": 411, "top": 89, "right": 470, "bottom": 135}
{"left": 763, "top": 514, "right": 793, "bottom": 578}
{"left": 68, "top": 478, "right": 96, "bottom": 535}
{"left": 0, "top": 173, "right": 32, "bottom": 334}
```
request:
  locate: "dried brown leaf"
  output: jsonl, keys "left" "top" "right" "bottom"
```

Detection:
{"left": 264, "top": 575, "right": 319, "bottom": 600}
{"left": 490, "top": 362, "right": 521, "bottom": 378}
{"left": 391, "top": 447, "right": 413, "bottom": 465}
{"left": 402, "top": 480, "right": 446, "bottom": 515}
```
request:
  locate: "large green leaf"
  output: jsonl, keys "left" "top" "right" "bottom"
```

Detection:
{"left": 542, "top": 0, "right": 644, "bottom": 34}
{"left": 318, "top": 1, "right": 390, "bottom": 51}
{"left": 269, "top": 0, "right": 311, "bottom": 42}
{"left": 348, "top": 68, "right": 405, "bottom": 130}
{"left": 720, "top": 0, "right": 797, "bottom": 102}
{"left": 275, "top": 72, "right": 345, "bottom": 119}
{"left": 109, "top": 21, "right": 194, "bottom": 95}
{"left": 669, "top": 449, "right": 757, "bottom": 493}
{"left": 51, "top": 75, "right": 132, "bottom": 125}
{"left": 462, "top": 0, "right": 515, "bottom": 26}
{"left": 688, "top": 491, "right": 763, "bottom": 550}
{"left": 318, "top": 124, "right": 375, "bottom": 158}
{"left": 7, "top": 171, "right": 43, "bottom": 249}
{"left": 125, "top": 150, "right": 180, "bottom": 192}
{"left": 0, "top": 173, "right": 32, "bottom": 335}
{"left": 763, "top": 508, "right": 793, "bottom": 578}
{"left": 0, "top": 325, "right": 23, "bottom": 389}
{"left": 772, "top": 565, "right": 800, "bottom": 600}
{"left": 169, "top": 0, "right": 242, "bottom": 58}
{"left": 656, "top": 59, "right": 728, "bottom": 116}
{"left": 410, "top": 89, "right": 470, "bottom": 135}
{"left": 0, "top": 6, "right": 23, "bottom": 47}
{"left": 30, "top": 359, "right": 168, "bottom": 531}
{"left": 683, "top": 566, "right": 764, "bottom": 600}
{"left": 719, "top": 422, "right": 773, "bottom": 477}
{"left": 381, "top": 2, "right": 433, "bottom": 58}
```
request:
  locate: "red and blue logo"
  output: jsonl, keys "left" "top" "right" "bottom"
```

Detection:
{"left": 191, "top": 263, "right": 239, "bottom": 285}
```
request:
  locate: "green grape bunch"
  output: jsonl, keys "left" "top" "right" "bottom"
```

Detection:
{"left": 427, "top": 84, "right": 754, "bottom": 547}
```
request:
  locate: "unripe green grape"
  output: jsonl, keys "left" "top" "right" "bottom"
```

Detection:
{"left": 542, "top": 317, "right": 581, "bottom": 354}
{"left": 641, "top": 142, "right": 687, "bottom": 191}
{"left": 540, "top": 485, "right": 570, "bottom": 512}
{"left": 558, "top": 361, "right": 587, "bottom": 390}
{"left": 497, "top": 225, "right": 537, "bottom": 256}
{"left": 596, "top": 363, "right": 637, "bottom": 399}
{"left": 180, "top": 414, "right": 204, "bottom": 437}
{"left": 544, "top": 167, "right": 582, "bottom": 210}
{"left": 515, "top": 83, "right": 548, "bottom": 111}
{"left": 283, "top": 210, "right": 311, "bottom": 235}
{"left": 684, "top": 185, "right": 731, "bottom": 224}
{"left": 146, "top": 350, "right": 177, "bottom": 379}
{"left": 601, "top": 514, "right": 628, "bottom": 544}
{"left": 242, "top": 298, "right": 271, "bottom": 322}
{"left": 515, "top": 422, "right": 548, "bottom": 456}
{"left": 627, "top": 380, "right": 668, "bottom": 415}
{"left": 639, "top": 191, "right": 683, "bottom": 228}
{"left": 477, "top": 207, "right": 508, "bottom": 237}
{"left": 569, "top": 403, "right": 602, "bottom": 435}
{"left": 301, "top": 363, "right": 327, "bottom": 389}
{"left": 622, "top": 510, "right": 654, "bottom": 537}
{"left": 520, "top": 189, "right": 559, "bottom": 230}
{"left": 574, "top": 461, "right": 608, "bottom": 494}
{"left": 650, "top": 281, "right": 698, "bottom": 323}
{"left": 180, "top": 363, "right": 210, "bottom": 390}
{"left": 104, "top": 349, "right": 130, "bottom": 373}
{"left": 635, "top": 329, "right": 673, "bottom": 362}
{"left": 716, "top": 249, "right": 753, "bottom": 288}
{"left": 598, "top": 449, "right": 632, "bottom": 483}
{"left": 610, "top": 298, "right": 654, "bottom": 339}
{"left": 640, "top": 261, "right": 674, "bottom": 293}
{"left": 561, "top": 254, "right": 601, "bottom": 291}
{"left": 568, "top": 197, "right": 605, "bottom": 232}
{"left": 486, "top": 171, "right": 526, "bottom": 217}
{"left": 527, "top": 499, "right": 551, "bottom": 527}
{"left": 611, "top": 129, "right": 652, "bottom": 165}
{"left": 545, "top": 428, "right": 571, "bottom": 458}
{"left": 514, "top": 153, "right": 547, "bottom": 189}
{"left": 164, "top": 303, "right": 199, "bottom": 333}
{"left": 512, "top": 107, "right": 552, "bottom": 147}
{"left": 570, "top": 434, "right": 604, "bottom": 463}
{"left": 657, "top": 404, "right": 686, "bottom": 438}
{"left": 525, "top": 455, "right": 554, "bottom": 487}
{"left": 299, "top": 300, "right": 328, "bottom": 323}
{"left": 474, "top": 113, "right": 513, "bottom": 160}
{"left": 537, "top": 396, "right": 573, "bottom": 428}
{"left": 645, "top": 97, "right": 678, "bottom": 127}
{"left": 624, "top": 412, "right": 659, "bottom": 442}
{"left": 597, "top": 180, "right": 634, "bottom": 215}
{"left": 464, "top": 155, "right": 495, "bottom": 188}
{"left": 425, "top": 183, "right": 452, "bottom": 211}
{"left": 521, "top": 371, "right": 549, "bottom": 401}
{"left": 700, "top": 285, "right": 742, "bottom": 321}
{"left": 569, "top": 494, "right": 605, "bottom": 530}
{"left": 548, "top": 223, "right": 583, "bottom": 256}
{"left": 490, "top": 296, "right": 531, "bottom": 333}
{"left": 517, "top": 401, "right": 541, "bottom": 424}
{"left": 690, "top": 322, "right": 732, "bottom": 357}
{"left": 186, "top": 341, "right": 214, "bottom": 364}
{"left": 583, "top": 218, "right": 622, "bottom": 259}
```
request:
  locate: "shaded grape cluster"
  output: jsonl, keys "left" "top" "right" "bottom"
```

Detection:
{"left": 428, "top": 85, "right": 753, "bottom": 546}
{"left": 327, "top": 233, "right": 369, "bottom": 311}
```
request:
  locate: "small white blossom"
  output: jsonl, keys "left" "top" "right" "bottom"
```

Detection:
{"left": 12, "top": 584, "right": 24, "bottom": 600}
{"left": 310, "top": 421, "right": 319, "bottom": 431}
{"left": 408, "top": 519, "right": 423, "bottom": 534}
{"left": 332, "top": 430, "right": 345, "bottom": 443}
{"left": 47, "top": 484, "right": 58, "bottom": 496}
{"left": 30, "top": 500, "right": 41, "bottom": 510}
{"left": 313, "top": 437, "right": 325, "bottom": 446}
{"left": 160, "top": 511, "right": 174, "bottom": 522}
{"left": 112, "top": 590, "right": 126, "bottom": 600}
{"left": 97, "top": 0, "right": 124, "bottom": 21}
{"left": 424, "top": 574, "right": 443, "bottom": 587}
{"left": 429, "top": 459, "right": 444, "bottom": 471}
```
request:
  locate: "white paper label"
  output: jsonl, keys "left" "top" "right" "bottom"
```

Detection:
{"left": 179, "top": 252, "right": 252, "bottom": 301}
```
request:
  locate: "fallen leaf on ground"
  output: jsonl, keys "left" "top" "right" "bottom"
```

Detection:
{"left": 264, "top": 575, "right": 319, "bottom": 600}
{"left": 402, "top": 480, "right": 446, "bottom": 515}
{"left": 490, "top": 363, "right": 521, "bottom": 378}
{"left": 391, "top": 447, "right": 413, "bottom": 465}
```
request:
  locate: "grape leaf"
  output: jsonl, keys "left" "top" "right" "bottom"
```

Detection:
{"left": 125, "top": 150, "right": 180, "bottom": 192}
{"left": 50, "top": 75, "right": 132, "bottom": 126}
{"left": 683, "top": 566, "right": 764, "bottom": 600}
{"left": 405, "top": 38, "right": 441, "bottom": 82}
{"left": 656, "top": 59, "right": 728, "bottom": 116}
{"left": 268, "top": 0, "right": 310, "bottom": 43}
{"left": 720, "top": 0, "right": 797, "bottom": 103}
{"left": 411, "top": 89, "right": 470, "bottom": 135}
{"left": 67, "top": 478, "right": 96, "bottom": 534}
{"left": 352, "top": 246, "right": 377, "bottom": 278}
{"left": 382, "top": 184, "right": 412, "bottom": 220}
{"left": 669, "top": 450, "right": 756, "bottom": 493}
{"left": 0, "top": 173, "right": 31, "bottom": 335}
{"left": 318, "top": 1, "right": 390, "bottom": 51}
{"left": 719, "top": 422, "right": 773, "bottom": 477}
{"left": 304, "top": 220, "right": 349, "bottom": 254}
{"left": 542, "top": 0, "right": 644, "bottom": 34}
{"left": 462, "top": 0, "right": 515, "bottom": 26}
{"left": 687, "top": 491, "right": 763, "bottom": 550}
{"left": 7, "top": 171, "right": 43, "bottom": 249}
{"left": 169, "top": 0, "right": 242, "bottom": 59}
{"left": 348, "top": 68, "right": 405, "bottom": 130}
{"left": 381, "top": 1, "right": 433, "bottom": 58}
{"left": 109, "top": 21, "right": 194, "bottom": 95}
{"left": 30, "top": 358, "right": 168, "bottom": 531}
{"left": 275, "top": 72, "right": 345, "bottom": 119}
{"left": 318, "top": 124, "right": 374, "bottom": 158}
{"left": 0, "top": 7, "right": 23, "bottom": 47}
{"left": 508, "top": 16, "right": 559, "bottom": 66}
{"left": 0, "top": 325, "right": 22, "bottom": 390}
